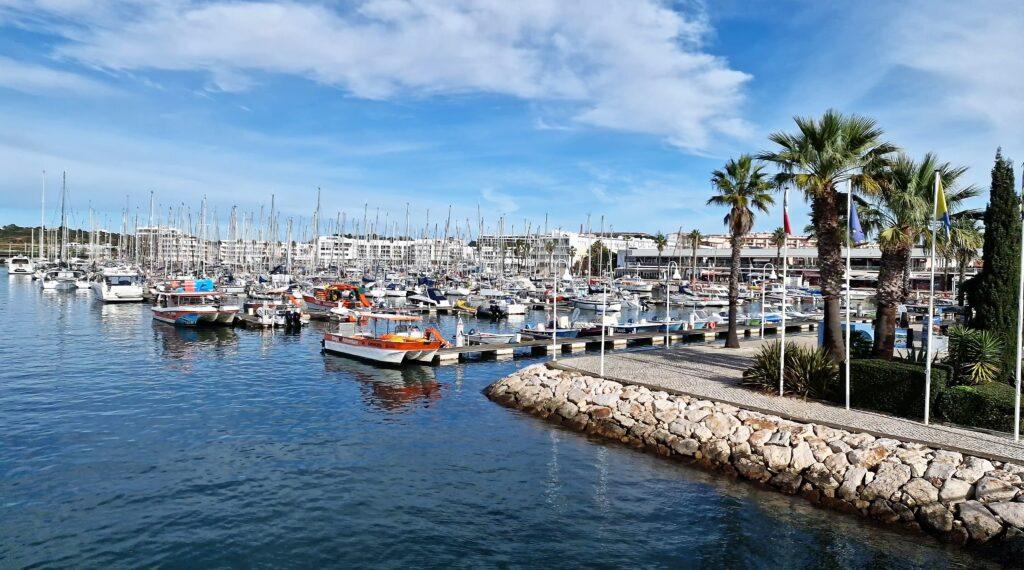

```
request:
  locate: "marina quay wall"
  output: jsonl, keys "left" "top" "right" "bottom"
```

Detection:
{"left": 486, "top": 364, "right": 1024, "bottom": 552}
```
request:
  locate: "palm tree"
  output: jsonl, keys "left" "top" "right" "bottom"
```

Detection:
{"left": 688, "top": 229, "right": 703, "bottom": 281}
{"left": 867, "top": 153, "right": 978, "bottom": 358}
{"left": 653, "top": 232, "right": 668, "bottom": 278}
{"left": 948, "top": 217, "right": 983, "bottom": 306}
{"left": 708, "top": 155, "right": 775, "bottom": 348}
{"left": 770, "top": 226, "right": 787, "bottom": 266}
{"left": 544, "top": 240, "right": 555, "bottom": 276}
{"left": 759, "top": 110, "right": 897, "bottom": 361}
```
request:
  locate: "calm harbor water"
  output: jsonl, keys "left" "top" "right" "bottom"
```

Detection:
{"left": 0, "top": 270, "right": 984, "bottom": 568}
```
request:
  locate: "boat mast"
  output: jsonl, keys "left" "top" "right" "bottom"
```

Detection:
{"left": 286, "top": 217, "right": 293, "bottom": 275}
{"left": 58, "top": 171, "right": 67, "bottom": 264}
{"left": 311, "top": 187, "right": 321, "bottom": 272}
{"left": 40, "top": 170, "right": 46, "bottom": 262}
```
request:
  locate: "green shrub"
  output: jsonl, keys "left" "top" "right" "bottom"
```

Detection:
{"left": 824, "top": 359, "right": 950, "bottom": 420}
{"left": 742, "top": 341, "right": 838, "bottom": 398}
{"left": 946, "top": 325, "right": 1005, "bottom": 385}
{"left": 939, "top": 382, "right": 1022, "bottom": 434}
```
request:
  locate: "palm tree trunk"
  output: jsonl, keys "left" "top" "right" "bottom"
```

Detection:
{"left": 691, "top": 244, "right": 697, "bottom": 280}
{"left": 813, "top": 189, "right": 845, "bottom": 361}
{"left": 901, "top": 247, "right": 912, "bottom": 299}
{"left": 872, "top": 245, "right": 908, "bottom": 359}
{"left": 726, "top": 232, "right": 741, "bottom": 348}
{"left": 957, "top": 258, "right": 967, "bottom": 306}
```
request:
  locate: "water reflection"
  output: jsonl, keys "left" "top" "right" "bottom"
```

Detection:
{"left": 323, "top": 353, "right": 442, "bottom": 412}
{"left": 152, "top": 322, "right": 239, "bottom": 363}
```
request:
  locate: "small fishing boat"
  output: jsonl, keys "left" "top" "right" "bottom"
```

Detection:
{"left": 303, "top": 283, "right": 370, "bottom": 316}
{"left": 464, "top": 330, "right": 520, "bottom": 345}
{"left": 477, "top": 301, "right": 508, "bottom": 320}
{"left": 322, "top": 313, "right": 448, "bottom": 365}
{"left": 612, "top": 318, "right": 663, "bottom": 335}
{"left": 650, "top": 315, "right": 686, "bottom": 332}
{"left": 152, "top": 292, "right": 239, "bottom": 326}
{"left": 521, "top": 321, "right": 581, "bottom": 340}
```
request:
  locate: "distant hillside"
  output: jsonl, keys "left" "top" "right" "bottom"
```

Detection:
{"left": 1, "top": 224, "right": 123, "bottom": 251}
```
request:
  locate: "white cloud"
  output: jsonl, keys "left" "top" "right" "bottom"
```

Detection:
{"left": 480, "top": 187, "right": 519, "bottom": 213}
{"left": 882, "top": 1, "right": 1024, "bottom": 135}
{"left": 5, "top": 0, "right": 750, "bottom": 152}
{"left": 0, "top": 55, "right": 113, "bottom": 95}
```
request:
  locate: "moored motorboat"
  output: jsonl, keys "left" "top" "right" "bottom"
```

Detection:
{"left": 572, "top": 295, "right": 622, "bottom": 312}
{"left": 8, "top": 256, "right": 33, "bottom": 275}
{"left": 464, "top": 330, "right": 521, "bottom": 345}
{"left": 152, "top": 291, "right": 239, "bottom": 326}
{"left": 40, "top": 268, "right": 79, "bottom": 291}
{"left": 91, "top": 267, "right": 145, "bottom": 302}
{"left": 322, "top": 313, "right": 448, "bottom": 365}
{"left": 303, "top": 283, "right": 370, "bottom": 316}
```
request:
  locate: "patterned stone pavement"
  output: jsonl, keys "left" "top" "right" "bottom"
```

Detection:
{"left": 557, "top": 336, "right": 1024, "bottom": 464}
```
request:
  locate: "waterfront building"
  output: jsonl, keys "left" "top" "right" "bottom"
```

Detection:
{"left": 476, "top": 230, "right": 666, "bottom": 275}
{"left": 616, "top": 239, "right": 982, "bottom": 290}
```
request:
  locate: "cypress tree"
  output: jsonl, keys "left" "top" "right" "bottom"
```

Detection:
{"left": 966, "top": 149, "right": 1020, "bottom": 372}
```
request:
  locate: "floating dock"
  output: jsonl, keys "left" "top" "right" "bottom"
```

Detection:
{"left": 431, "top": 321, "right": 818, "bottom": 365}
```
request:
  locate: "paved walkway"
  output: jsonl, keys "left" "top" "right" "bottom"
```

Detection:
{"left": 556, "top": 337, "right": 1024, "bottom": 464}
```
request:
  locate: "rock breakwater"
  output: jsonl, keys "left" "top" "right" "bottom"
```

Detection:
{"left": 486, "top": 364, "right": 1024, "bottom": 550}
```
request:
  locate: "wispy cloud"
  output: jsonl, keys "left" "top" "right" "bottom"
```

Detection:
{"left": 480, "top": 187, "right": 519, "bottom": 214}
{"left": 0, "top": 55, "right": 114, "bottom": 95}
{"left": 5, "top": 0, "right": 751, "bottom": 152}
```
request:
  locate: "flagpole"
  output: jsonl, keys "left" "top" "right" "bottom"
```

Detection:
{"left": 779, "top": 186, "right": 789, "bottom": 397}
{"left": 845, "top": 180, "right": 852, "bottom": 410}
{"left": 924, "top": 170, "right": 940, "bottom": 425}
{"left": 1014, "top": 180, "right": 1024, "bottom": 442}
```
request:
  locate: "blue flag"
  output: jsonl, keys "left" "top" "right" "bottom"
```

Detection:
{"left": 850, "top": 202, "right": 865, "bottom": 244}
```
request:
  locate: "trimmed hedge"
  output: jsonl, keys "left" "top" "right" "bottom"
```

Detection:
{"left": 939, "top": 382, "right": 1022, "bottom": 434}
{"left": 825, "top": 359, "right": 950, "bottom": 420}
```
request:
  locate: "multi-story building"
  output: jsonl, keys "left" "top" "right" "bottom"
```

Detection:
{"left": 475, "top": 230, "right": 666, "bottom": 275}
{"left": 313, "top": 235, "right": 472, "bottom": 269}
{"left": 616, "top": 238, "right": 983, "bottom": 290}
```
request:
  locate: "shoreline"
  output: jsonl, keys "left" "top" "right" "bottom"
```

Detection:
{"left": 486, "top": 363, "right": 1024, "bottom": 554}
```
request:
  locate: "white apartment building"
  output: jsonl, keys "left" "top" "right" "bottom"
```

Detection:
{"left": 476, "top": 230, "right": 666, "bottom": 274}
{"left": 313, "top": 235, "right": 472, "bottom": 269}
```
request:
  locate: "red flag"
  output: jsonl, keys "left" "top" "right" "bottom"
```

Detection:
{"left": 783, "top": 187, "right": 792, "bottom": 235}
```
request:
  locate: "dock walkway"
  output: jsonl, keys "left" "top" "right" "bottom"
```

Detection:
{"left": 556, "top": 339, "right": 1024, "bottom": 464}
{"left": 431, "top": 321, "right": 818, "bottom": 364}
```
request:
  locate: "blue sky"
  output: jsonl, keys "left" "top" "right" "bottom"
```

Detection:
{"left": 0, "top": 0, "right": 1021, "bottom": 237}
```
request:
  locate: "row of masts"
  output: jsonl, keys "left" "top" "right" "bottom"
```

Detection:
{"left": 23, "top": 172, "right": 697, "bottom": 280}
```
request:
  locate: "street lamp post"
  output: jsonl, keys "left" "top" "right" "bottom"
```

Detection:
{"left": 665, "top": 261, "right": 681, "bottom": 348}
{"left": 759, "top": 263, "right": 777, "bottom": 339}
{"left": 552, "top": 258, "right": 571, "bottom": 361}
{"left": 600, "top": 270, "right": 612, "bottom": 378}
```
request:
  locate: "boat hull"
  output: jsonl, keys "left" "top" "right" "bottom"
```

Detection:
{"left": 152, "top": 307, "right": 224, "bottom": 326}
{"left": 92, "top": 283, "right": 145, "bottom": 302}
{"left": 323, "top": 333, "right": 442, "bottom": 365}
{"left": 573, "top": 300, "right": 622, "bottom": 312}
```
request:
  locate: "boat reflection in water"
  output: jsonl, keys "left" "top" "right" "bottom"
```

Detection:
{"left": 152, "top": 322, "right": 239, "bottom": 364}
{"left": 323, "top": 353, "right": 442, "bottom": 412}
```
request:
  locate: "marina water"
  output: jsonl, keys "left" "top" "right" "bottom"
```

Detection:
{"left": 1, "top": 270, "right": 978, "bottom": 567}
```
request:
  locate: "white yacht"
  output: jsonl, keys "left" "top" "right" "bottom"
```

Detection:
{"left": 91, "top": 267, "right": 145, "bottom": 302}
{"left": 40, "top": 268, "right": 80, "bottom": 291}
{"left": 7, "top": 256, "right": 33, "bottom": 275}
{"left": 572, "top": 295, "right": 622, "bottom": 312}
{"left": 620, "top": 277, "right": 653, "bottom": 297}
